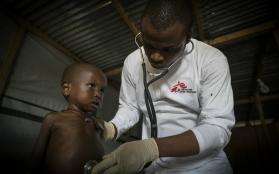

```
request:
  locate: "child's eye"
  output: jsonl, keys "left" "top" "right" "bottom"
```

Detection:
{"left": 88, "top": 83, "right": 96, "bottom": 88}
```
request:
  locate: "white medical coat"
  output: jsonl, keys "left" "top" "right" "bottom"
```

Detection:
{"left": 111, "top": 38, "right": 235, "bottom": 174}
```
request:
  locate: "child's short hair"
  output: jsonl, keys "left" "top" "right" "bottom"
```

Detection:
{"left": 61, "top": 63, "right": 104, "bottom": 85}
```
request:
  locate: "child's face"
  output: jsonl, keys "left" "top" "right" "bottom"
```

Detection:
{"left": 68, "top": 70, "right": 107, "bottom": 114}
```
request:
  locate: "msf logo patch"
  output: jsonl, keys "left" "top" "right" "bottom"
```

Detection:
{"left": 170, "top": 81, "right": 196, "bottom": 93}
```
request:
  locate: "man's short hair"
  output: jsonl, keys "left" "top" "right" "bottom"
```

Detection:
{"left": 142, "top": 0, "right": 193, "bottom": 31}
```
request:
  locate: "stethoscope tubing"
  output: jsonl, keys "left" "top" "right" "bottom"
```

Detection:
{"left": 135, "top": 33, "right": 194, "bottom": 138}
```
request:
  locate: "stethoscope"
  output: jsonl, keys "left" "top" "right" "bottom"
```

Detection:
{"left": 135, "top": 32, "right": 194, "bottom": 138}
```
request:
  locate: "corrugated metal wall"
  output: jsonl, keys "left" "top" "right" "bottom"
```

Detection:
{"left": 199, "top": 0, "right": 275, "bottom": 38}
{"left": 3, "top": 0, "right": 276, "bottom": 70}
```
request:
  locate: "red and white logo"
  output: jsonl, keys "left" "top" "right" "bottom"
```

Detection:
{"left": 170, "top": 81, "right": 187, "bottom": 93}
{"left": 170, "top": 81, "right": 196, "bottom": 93}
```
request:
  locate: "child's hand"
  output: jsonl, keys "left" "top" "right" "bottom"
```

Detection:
{"left": 93, "top": 118, "right": 116, "bottom": 141}
{"left": 93, "top": 117, "right": 105, "bottom": 131}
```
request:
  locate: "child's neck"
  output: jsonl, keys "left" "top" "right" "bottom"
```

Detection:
{"left": 66, "top": 105, "right": 95, "bottom": 120}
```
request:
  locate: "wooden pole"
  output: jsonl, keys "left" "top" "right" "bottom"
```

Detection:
{"left": 191, "top": 0, "right": 206, "bottom": 40}
{"left": 206, "top": 21, "right": 276, "bottom": 46}
{"left": 254, "top": 92, "right": 273, "bottom": 148}
{"left": 0, "top": 26, "right": 26, "bottom": 98}
{"left": 251, "top": 38, "right": 273, "bottom": 148}
{"left": 236, "top": 94, "right": 279, "bottom": 105}
{"left": 112, "top": 0, "right": 139, "bottom": 36}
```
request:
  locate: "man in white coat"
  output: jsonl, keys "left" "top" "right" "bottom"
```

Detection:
{"left": 92, "top": 0, "right": 235, "bottom": 173}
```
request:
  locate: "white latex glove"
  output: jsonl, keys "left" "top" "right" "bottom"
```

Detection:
{"left": 94, "top": 118, "right": 116, "bottom": 141}
{"left": 91, "top": 138, "right": 159, "bottom": 174}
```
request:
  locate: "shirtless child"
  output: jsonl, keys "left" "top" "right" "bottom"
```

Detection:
{"left": 30, "top": 63, "right": 107, "bottom": 174}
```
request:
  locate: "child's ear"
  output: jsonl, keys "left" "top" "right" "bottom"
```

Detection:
{"left": 62, "top": 82, "right": 71, "bottom": 97}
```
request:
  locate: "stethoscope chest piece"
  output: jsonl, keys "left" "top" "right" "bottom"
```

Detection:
{"left": 84, "top": 160, "right": 98, "bottom": 174}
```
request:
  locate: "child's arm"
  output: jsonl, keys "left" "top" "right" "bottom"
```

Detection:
{"left": 30, "top": 114, "right": 54, "bottom": 173}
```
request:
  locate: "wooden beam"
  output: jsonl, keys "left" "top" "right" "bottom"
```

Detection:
{"left": 235, "top": 94, "right": 279, "bottom": 105}
{"left": 112, "top": 0, "right": 139, "bottom": 36}
{"left": 105, "top": 0, "right": 138, "bottom": 76}
{"left": 206, "top": 21, "right": 276, "bottom": 46}
{"left": 235, "top": 118, "right": 275, "bottom": 128}
{"left": 191, "top": 0, "right": 206, "bottom": 40}
{"left": 0, "top": 106, "right": 44, "bottom": 123}
{"left": 0, "top": 26, "right": 26, "bottom": 98}
{"left": 1, "top": 7, "right": 82, "bottom": 63}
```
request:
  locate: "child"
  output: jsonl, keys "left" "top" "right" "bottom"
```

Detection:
{"left": 30, "top": 63, "right": 107, "bottom": 174}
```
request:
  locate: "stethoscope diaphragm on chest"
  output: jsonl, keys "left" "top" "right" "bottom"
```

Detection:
{"left": 84, "top": 160, "right": 98, "bottom": 174}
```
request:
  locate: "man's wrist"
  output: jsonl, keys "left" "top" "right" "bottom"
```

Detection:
{"left": 145, "top": 138, "right": 159, "bottom": 161}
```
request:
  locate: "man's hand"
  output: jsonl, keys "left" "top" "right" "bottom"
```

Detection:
{"left": 91, "top": 138, "right": 159, "bottom": 174}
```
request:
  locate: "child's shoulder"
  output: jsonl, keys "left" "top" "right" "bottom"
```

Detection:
{"left": 42, "top": 111, "right": 63, "bottom": 124}
{"left": 45, "top": 111, "right": 60, "bottom": 118}
{"left": 43, "top": 111, "right": 78, "bottom": 121}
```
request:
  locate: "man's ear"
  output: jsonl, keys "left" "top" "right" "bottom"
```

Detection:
{"left": 62, "top": 82, "right": 71, "bottom": 97}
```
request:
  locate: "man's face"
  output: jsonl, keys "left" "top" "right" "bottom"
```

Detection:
{"left": 68, "top": 70, "right": 107, "bottom": 114}
{"left": 141, "top": 17, "right": 190, "bottom": 69}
